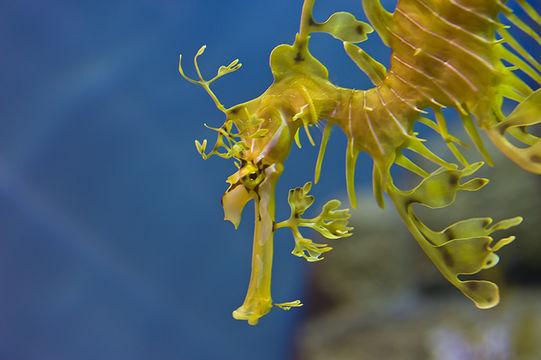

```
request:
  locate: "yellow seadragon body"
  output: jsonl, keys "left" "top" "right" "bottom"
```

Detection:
{"left": 180, "top": 0, "right": 540, "bottom": 324}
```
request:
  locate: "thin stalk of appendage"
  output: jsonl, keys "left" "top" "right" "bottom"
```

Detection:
{"left": 232, "top": 168, "right": 280, "bottom": 325}
{"left": 298, "top": 0, "right": 315, "bottom": 40}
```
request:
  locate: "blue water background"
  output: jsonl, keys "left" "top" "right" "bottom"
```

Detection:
{"left": 0, "top": 1, "right": 393, "bottom": 359}
{"left": 5, "top": 0, "right": 535, "bottom": 359}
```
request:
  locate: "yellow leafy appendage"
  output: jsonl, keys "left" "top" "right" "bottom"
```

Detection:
{"left": 180, "top": 0, "right": 540, "bottom": 325}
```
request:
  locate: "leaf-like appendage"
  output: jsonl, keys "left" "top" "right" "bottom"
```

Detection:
{"left": 310, "top": 200, "right": 353, "bottom": 239}
{"left": 313, "top": 12, "right": 373, "bottom": 43}
{"left": 388, "top": 163, "right": 522, "bottom": 309}
{"left": 194, "top": 139, "right": 207, "bottom": 157}
{"left": 287, "top": 182, "right": 315, "bottom": 217}
{"left": 269, "top": 43, "right": 329, "bottom": 81}
{"left": 179, "top": 46, "right": 242, "bottom": 113}
{"left": 393, "top": 162, "right": 486, "bottom": 210}
{"left": 361, "top": 0, "right": 393, "bottom": 46}
{"left": 344, "top": 42, "right": 387, "bottom": 86}
{"left": 292, "top": 235, "right": 333, "bottom": 262}
{"left": 273, "top": 300, "right": 303, "bottom": 310}
{"left": 217, "top": 59, "right": 242, "bottom": 78}
{"left": 277, "top": 182, "right": 353, "bottom": 262}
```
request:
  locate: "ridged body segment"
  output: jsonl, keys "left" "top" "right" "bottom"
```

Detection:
{"left": 390, "top": 0, "right": 499, "bottom": 110}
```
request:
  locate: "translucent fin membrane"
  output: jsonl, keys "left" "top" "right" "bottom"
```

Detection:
{"left": 387, "top": 163, "right": 522, "bottom": 309}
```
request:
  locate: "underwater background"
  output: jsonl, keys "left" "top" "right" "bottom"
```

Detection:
{"left": 0, "top": 0, "right": 539, "bottom": 359}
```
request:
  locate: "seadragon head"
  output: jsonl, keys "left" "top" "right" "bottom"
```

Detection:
{"left": 219, "top": 104, "right": 294, "bottom": 229}
{"left": 179, "top": 4, "right": 376, "bottom": 232}
{"left": 179, "top": 45, "right": 295, "bottom": 227}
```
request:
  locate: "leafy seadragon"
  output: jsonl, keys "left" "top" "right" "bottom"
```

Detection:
{"left": 179, "top": 0, "right": 541, "bottom": 325}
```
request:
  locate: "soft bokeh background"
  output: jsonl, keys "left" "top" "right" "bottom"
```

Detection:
{"left": 0, "top": 1, "right": 387, "bottom": 359}
{"left": 0, "top": 0, "right": 538, "bottom": 359}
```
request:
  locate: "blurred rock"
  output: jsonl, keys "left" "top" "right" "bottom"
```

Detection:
{"left": 297, "top": 290, "right": 541, "bottom": 360}
{"left": 295, "top": 136, "right": 541, "bottom": 360}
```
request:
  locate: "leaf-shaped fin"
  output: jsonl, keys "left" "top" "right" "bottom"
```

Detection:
{"left": 309, "top": 199, "right": 353, "bottom": 239}
{"left": 396, "top": 162, "right": 487, "bottom": 209}
{"left": 415, "top": 216, "right": 522, "bottom": 247}
{"left": 388, "top": 163, "right": 521, "bottom": 309}
{"left": 270, "top": 42, "right": 328, "bottom": 81}
{"left": 195, "top": 139, "right": 208, "bottom": 157}
{"left": 459, "top": 281, "right": 500, "bottom": 309}
{"left": 311, "top": 12, "right": 373, "bottom": 43}
{"left": 276, "top": 182, "right": 353, "bottom": 262}
{"left": 291, "top": 235, "right": 333, "bottom": 262}
{"left": 222, "top": 184, "right": 254, "bottom": 229}
{"left": 492, "top": 236, "right": 516, "bottom": 252}
{"left": 497, "top": 88, "right": 540, "bottom": 128}
{"left": 273, "top": 300, "right": 303, "bottom": 310}
{"left": 344, "top": 42, "right": 387, "bottom": 86}
{"left": 434, "top": 236, "right": 493, "bottom": 274}
{"left": 361, "top": 0, "right": 393, "bottom": 46}
{"left": 287, "top": 182, "right": 314, "bottom": 217}
{"left": 217, "top": 59, "right": 242, "bottom": 77}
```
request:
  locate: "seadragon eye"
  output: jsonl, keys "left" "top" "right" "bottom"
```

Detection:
{"left": 241, "top": 167, "right": 265, "bottom": 190}
{"left": 227, "top": 160, "right": 267, "bottom": 192}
